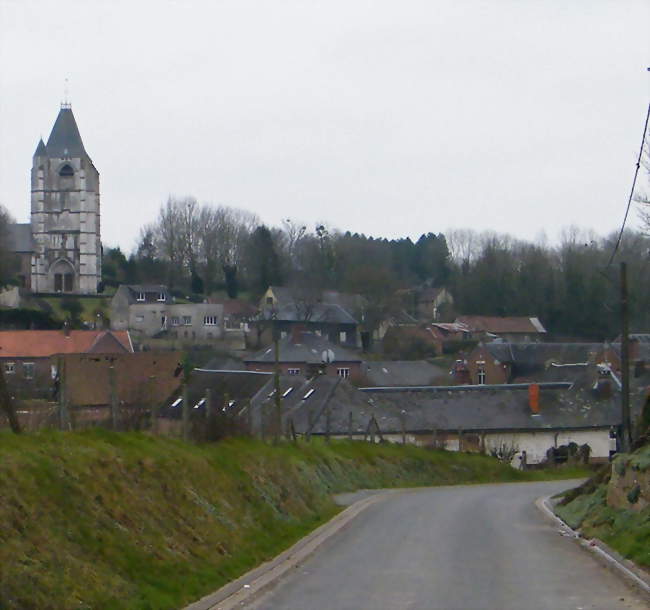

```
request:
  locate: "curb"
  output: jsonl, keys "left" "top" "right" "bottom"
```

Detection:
{"left": 184, "top": 490, "right": 397, "bottom": 610}
{"left": 536, "top": 494, "right": 650, "bottom": 597}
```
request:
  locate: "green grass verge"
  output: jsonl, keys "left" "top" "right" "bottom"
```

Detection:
{"left": 555, "top": 453, "right": 650, "bottom": 569}
{"left": 0, "top": 431, "right": 588, "bottom": 609}
{"left": 40, "top": 295, "right": 112, "bottom": 324}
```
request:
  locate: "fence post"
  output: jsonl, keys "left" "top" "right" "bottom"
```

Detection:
{"left": 325, "top": 407, "right": 331, "bottom": 443}
{"left": 369, "top": 416, "right": 376, "bottom": 444}
{"left": 58, "top": 356, "right": 69, "bottom": 430}
{"left": 307, "top": 409, "right": 313, "bottom": 442}
{"left": 373, "top": 416, "right": 384, "bottom": 443}
{"left": 400, "top": 410, "right": 406, "bottom": 445}
{"left": 109, "top": 363, "right": 119, "bottom": 431}
{"left": 290, "top": 418, "right": 297, "bottom": 443}
{"left": 182, "top": 383, "right": 190, "bottom": 442}
{"left": 458, "top": 428, "right": 463, "bottom": 452}
{"left": 149, "top": 375, "right": 158, "bottom": 433}
{"left": 205, "top": 388, "right": 212, "bottom": 420}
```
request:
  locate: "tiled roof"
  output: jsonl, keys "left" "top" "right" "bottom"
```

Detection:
{"left": 0, "top": 330, "right": 132, "bottom": 358}
{"left": 456, "top": 315, "right": 547, "bottom": 334}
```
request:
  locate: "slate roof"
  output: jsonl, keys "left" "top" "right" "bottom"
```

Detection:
{"left": 245, "top": 332, "right": 361, "bottom": 364}
{"left": 33, "top": 138, "right": 46, "bottom": 157}
{"left": 299, "top": 382, "right": 624, "bottom": 436}
{"left": 45, "top": 107, "right": 87, "bottom": 158}
{"left": 482, "top": 342, "right": 601, "bottom": 366}
{"left": 362, "top": 360, "right": 446, "bottom": 386}
{"left": 242, "top": 371, "right": 627, "bottom": 436}
{"left": 456, "top": 315, "right": 547, "bottom": 334}
{"left": 258, "top": 302, "right": 358, "bottom": 324}
{"left": 160, "top": 369, "right": 272, "bottom": 418}
{"left": 0, "top": 330, "right": 132, "bottom": 358}
{"left": 7, "top": 224, "right": 32, "bottom": 253}
{"left": 122, "top": 285, "right": 171, "bottom": 303}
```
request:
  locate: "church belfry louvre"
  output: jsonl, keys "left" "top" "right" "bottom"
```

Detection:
{"left": 10, "top": 103, "right": 102, "bottom": 294}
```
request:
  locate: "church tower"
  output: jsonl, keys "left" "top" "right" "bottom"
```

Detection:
{"left": 30, "top": 104, "right": 101, "bottom": 294}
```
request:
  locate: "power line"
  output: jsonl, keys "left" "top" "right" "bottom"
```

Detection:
{"left": 607, "top": 100, "right": 650, "bottom": 266}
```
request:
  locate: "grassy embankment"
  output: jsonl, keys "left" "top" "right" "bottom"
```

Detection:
{"left": 555, "top": 444, "right": 650, "bottom": 569}
{"left": 0, "top": 431, "right": 588, "bottom": 610}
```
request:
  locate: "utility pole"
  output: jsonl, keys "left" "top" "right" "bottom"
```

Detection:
{"left": 273, "top": 332, "right": 282, "bottom": 443}
{"left": 620, "top": 262, "right": 632, "bottom": 452}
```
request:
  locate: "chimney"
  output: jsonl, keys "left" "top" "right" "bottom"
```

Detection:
{"left": 528, "top": 383, "right": 540, "bottom": 414}
{"left": 596, "top": 365, "right": 612, "bottom": 398}
{"left": 290, "top": 324, "right": 305, "bottom": 344}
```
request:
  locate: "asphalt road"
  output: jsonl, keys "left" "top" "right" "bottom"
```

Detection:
{"left": 247, "top": 481, "right": 647, "bottom": 610}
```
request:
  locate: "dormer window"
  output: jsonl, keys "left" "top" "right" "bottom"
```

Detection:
{"left": 136, "top": 292, "right": 145, "bottom": 302}
{"left": 157, "top": 292, "right": 166, "bottom": 302}
{"left": 59, "top": 164, "right": 74, "bottom": 177}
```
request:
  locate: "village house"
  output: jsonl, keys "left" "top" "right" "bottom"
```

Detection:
{"left": 175, "top": 369, "right": 625, "bottom": 466}
{"left": 416, "top": 286, "right": 454, "bottom": 321}
{"left": 110, "top": 284, "right": 224, "bottom": 341}
{"left": 244, "top": 330, "right": 362, "bottom": 381}
{"left": 251, "top": 303, "right": 359, "bottom": 349}
{"left": 463, "top": 342, "right": 602, "bottom": 385}
{"left": 0, "top": 328, "right": 132, "bottom": 399}
{"left": 455, "top": 315, "right": 547, "bottom": 342}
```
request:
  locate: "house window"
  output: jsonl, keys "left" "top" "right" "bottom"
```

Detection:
{"left": 266, "top": 296, "right": 273, "bottom": 305}
{"left": 171, "top": 316, "right": 180, "bottom": 326}
{"left": 288, "top": 368, "right": 301, "bottom": 375}
{"left": 157, "top": 292, "right": 166, "bottom": 302}
{"left": 203, "top": 316, "right": 218, "bottom": 325}
{"left": 4, "top": 362, "right": 15, "bottom": 375}
{"left": 339, "top": 331, "right": 347, "bottom": 343}
{"left": 337, "top": 368, "right": 350, "bottom": 379}
{"left": 478, "top": 370, "right": 486, "bottom": 385}
{"left": 136, "top": 292, "right": 145, "bottom": 302}
{"left": 23, "top": 363, "right": 35, "bottom": 379}
{"left": 183, "top": 316, "right": 192, "bottom": 326}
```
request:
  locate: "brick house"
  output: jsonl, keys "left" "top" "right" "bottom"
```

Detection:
{"left": 0, "top": 328, "right": 132, "bottom": 398}
{"left": 464, "top": 342, "right": 602, "bottom": 385}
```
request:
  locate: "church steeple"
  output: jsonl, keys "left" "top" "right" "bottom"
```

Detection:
{"left": 33, "top": 138, "right": 46, "bottom": 158}
{"left": 45, "top": 106, "right": 86, "bottom": 158}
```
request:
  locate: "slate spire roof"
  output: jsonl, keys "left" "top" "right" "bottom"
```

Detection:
{"left": 33, "top": 138, "right": 46, "bottom": 157}
{"left": 45, "top": 106, "right": 86, "bottom": 158}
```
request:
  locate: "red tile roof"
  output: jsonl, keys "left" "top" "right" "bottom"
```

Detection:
{"left": 0, "top": 330, "right": 133, "bottom": 358}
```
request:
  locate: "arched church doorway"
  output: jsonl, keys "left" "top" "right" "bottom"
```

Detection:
{"left": 51, "top": 259, "right": 75, "bottom": 293}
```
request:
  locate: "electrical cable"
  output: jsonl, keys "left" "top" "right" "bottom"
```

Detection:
{"left": 607, "top": 101, "right": 650, "bottom": 266}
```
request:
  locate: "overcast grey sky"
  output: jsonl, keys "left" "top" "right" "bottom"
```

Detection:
{"left": 1, "top": 0, "right": 648, "bottom": 251}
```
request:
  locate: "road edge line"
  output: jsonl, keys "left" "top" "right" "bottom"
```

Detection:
{"left": 184, "top": 490, "right": 397, "bottom": 610}
{"left": 535, "top": 494, "right": 650, "bottom": 596}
